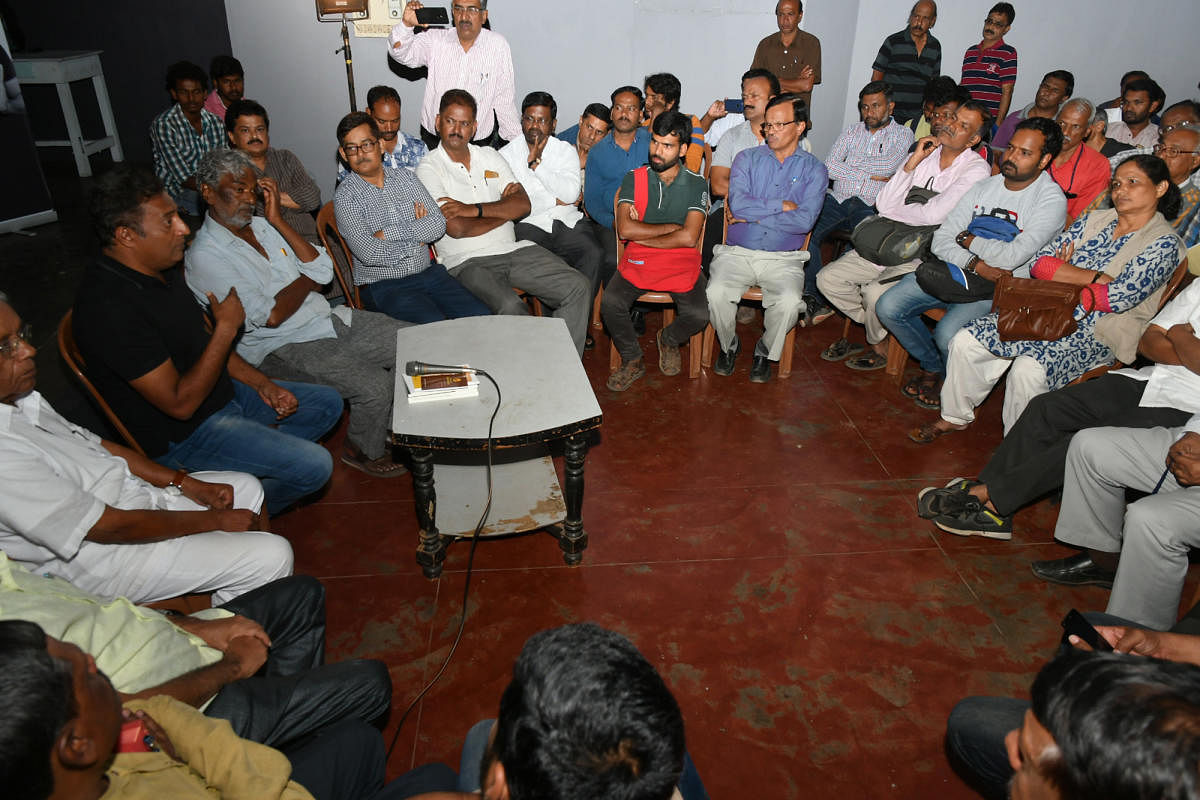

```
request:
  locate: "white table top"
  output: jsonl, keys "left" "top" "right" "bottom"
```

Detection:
{"left": 391, "top": 316, "right": 602, "bottom": 449}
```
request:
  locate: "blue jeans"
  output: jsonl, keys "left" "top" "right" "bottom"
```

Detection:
{"left": 358, "top": 263, "right": 491, "bottom": 324}
{"left": 805, "top": 194, "right": 874, "bottom": 297}
{"left": 874, "top": 272, "right": 993, "bottom": 375}
{"left": 455, "top": 719, "right": 709, "bottom": 799}
{"left": 158, "top": 379, "right": 341, "bottom": 515}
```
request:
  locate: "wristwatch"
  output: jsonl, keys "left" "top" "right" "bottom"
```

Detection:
{"left": 955, "top": 230, "right": 971, "bottom": 249}
{"left": 476, "top": 203, "right": 484, "bottom": 218}
{"left": 164, "top": 469, "right": 188, "bottom": 497}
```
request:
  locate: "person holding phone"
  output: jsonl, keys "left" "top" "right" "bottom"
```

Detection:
{"left": 389, "top": 0, "right": 520, "bottom": 150}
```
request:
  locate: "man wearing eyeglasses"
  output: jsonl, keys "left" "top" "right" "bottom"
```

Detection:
{"left": 390, "top": 0, "right": 520, "bottom": 150}
{"left": 336, "top": 85, "right": 428, "bottom": 183}
{"left": 706, "top": 94, "right": 826, "bottom": 383}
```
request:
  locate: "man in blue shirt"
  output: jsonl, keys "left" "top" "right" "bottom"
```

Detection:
{"left": 706, "top": 94, "right": 827, "bottom": 383}
{"left": 584, "top": 86, "right": 651, "bottom": 287}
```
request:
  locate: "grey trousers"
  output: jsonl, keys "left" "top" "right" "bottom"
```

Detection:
{"left": 1056, "top": 425, "right": 1200, "bottom": 630}
{"left": 449, "top": 245, "right": 591, "bottom": 355}
{"left": 815, "top": 250, "right": 918, "bottom": 345}
{"left": 706, "top": 244, "right": 807, "bottom": 361}
{"left": 260, "top": 309, "right": 409, "bottom": 461}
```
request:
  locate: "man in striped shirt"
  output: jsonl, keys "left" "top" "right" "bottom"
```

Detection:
{"left": 150, "top": 61, "right": 225, "bottom": 218}
{"left": 960, "top": 2, "right": 1018, "bottom": 124}
{"left": 871, "top": 1, "right": 941, "bottom": 126}
{"left": 389, "top": 0, "right": 520, "bottom": 149}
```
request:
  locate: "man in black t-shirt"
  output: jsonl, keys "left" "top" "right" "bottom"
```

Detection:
{"left": 73, "top": 164, "right": 343, "bottom": 516}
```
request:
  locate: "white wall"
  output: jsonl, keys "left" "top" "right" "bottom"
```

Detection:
{"left": 224, "top": 0, "right": 1200, "bottom": 199}
{"left": 843, "top": 0, "right": 1200, "bottom": 134}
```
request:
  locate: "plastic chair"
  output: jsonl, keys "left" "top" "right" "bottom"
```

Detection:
{"left": 57, "top": 310, "right": 147, "bottom": 456}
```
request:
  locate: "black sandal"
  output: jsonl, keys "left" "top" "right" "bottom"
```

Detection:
{"left": 902, "top": 372, "right": 942, "bottom": 409}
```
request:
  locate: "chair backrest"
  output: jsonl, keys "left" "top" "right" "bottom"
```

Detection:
{"left": 1158, "top": 256, "right": 1192, "bottom": 311}
{"left": 57, "top": 310, "right": 147, "bottom": 456}
{"left": 315, "top": 201, "right": 361, "bottom": 309}
{"left": 700, "top": 142, "right": 714, "bottom": 181}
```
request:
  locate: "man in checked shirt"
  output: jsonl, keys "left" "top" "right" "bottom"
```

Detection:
{"left": 803, "top": 80, "right": 913, "bottom": 324}
{"left": 333, "top": 111, "right": 489, "bottom": 323}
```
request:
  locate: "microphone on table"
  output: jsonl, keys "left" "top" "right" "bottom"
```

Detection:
{"left": 404, "top": 361, "right": 483, "bottom": 376}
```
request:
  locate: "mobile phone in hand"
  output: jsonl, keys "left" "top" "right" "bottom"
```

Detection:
{"left": 1061, "top": 609, "right": 1114, "bottom": 652}
{"left": 724, "top": 98, "right": 744, "bottom": 114}
{"left": 415, "top": 6, "right": 450, "bottom": 25}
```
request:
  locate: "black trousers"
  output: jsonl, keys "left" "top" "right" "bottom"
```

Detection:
{"left": 515, "top": 218, "right": 604, "bottom": 296}
{"left": 203, "top": 575, "right": 392, "bottom": 749}
{"left": 601, "top": 270, "right": 709, "bottom": 363}
{"left": 980, "top": 374, "right": 1192, "bottom": 516}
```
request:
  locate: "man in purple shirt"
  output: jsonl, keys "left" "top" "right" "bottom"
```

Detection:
{"left": 706, "top": 94, "right": 827, "bottom": 383}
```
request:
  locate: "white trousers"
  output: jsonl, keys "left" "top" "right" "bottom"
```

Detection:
{"left": 706, "top": 245, "right": 807, "bottom": 360}
{"left": 940, "top": 329, "right": 1050, "bottom": 434}
{"left": 40, "top": 471, "right": 293, "bottom": 605}
{"left": 1055, "top": 426, "right": 1200, "bottom": 630}
{"left": 815, "top": 250, "right": 918, "bottom": 345}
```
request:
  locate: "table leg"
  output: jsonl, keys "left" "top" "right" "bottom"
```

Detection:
{"left": 410, "top": 448, "right": 447, "bottom": 579}
{"left": 559, "top": 434, "right": 589, "bottom": 566}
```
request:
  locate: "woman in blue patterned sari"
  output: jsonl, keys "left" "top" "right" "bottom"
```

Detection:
{"left": 912, "top": 155, "right": 1187, "bottom": 443}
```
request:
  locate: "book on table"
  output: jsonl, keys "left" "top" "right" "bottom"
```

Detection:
{"left": 402, "top": 369, "right": 479, "bottom": 403}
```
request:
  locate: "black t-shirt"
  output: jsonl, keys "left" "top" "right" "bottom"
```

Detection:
{"left": 73, "top": 256, "right": 235, "bottom": 456}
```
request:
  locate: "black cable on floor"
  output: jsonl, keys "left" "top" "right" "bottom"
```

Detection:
{"left": 386, "top": 370, "right": 500, "bottom": 761}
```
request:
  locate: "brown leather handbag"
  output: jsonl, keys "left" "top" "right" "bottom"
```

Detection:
{"left": 992, "top": 274, "right": 1093, "bottom": 342}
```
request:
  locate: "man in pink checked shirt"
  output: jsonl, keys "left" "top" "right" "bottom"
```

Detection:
{"left": 389, "top": 0, "right": 520, "bottom": 151}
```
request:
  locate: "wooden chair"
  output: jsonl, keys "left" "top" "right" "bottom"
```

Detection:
{"left": 699, "top": 205, "right": 810, "bottom": 378}
{"left": 607, "top": 194, "right": 705, "bottom": 378}
{"left": 57, "top": 310, "right": 146, "bottom": 456}
{"left": 315, "top": 201, "right": 361, "bottom": 309}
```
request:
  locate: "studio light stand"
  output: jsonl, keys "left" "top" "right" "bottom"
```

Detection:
{"left": 316, "top": 0, "right": 369, "bottom": 111}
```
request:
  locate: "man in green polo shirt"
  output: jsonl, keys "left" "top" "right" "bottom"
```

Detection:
{"left": 600, "top": 111, "right": 710, "bottom": 391}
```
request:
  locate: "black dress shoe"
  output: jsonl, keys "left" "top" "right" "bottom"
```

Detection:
{"left": 631, "top": 308, "right": 646, "bottom": 335}
{"left": 749, "top": 355, "right": 771, "bottom": 383}
{"left": 713, "top": 337, "right": 740, "bottom": 376}
{"left": 1030, "top": 553, "right": 1116, "bottom": 588}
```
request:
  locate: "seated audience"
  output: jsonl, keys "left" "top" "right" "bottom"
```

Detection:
{"left": 416, "top": 90, "right": 591, "bottom": 355}
{"left": 1154, "top": 125, "right": 1200, "bottom": 246}
{"left": 917, "top": 275, "right": 1200, "bottom": 542}
{"left": 557, "top": 102, "right": 611, "bottom": 172}
{"left": 1107, "top": 100, "right": 1200, "bottom": 181}
{"left": 707, "top": 94, "right": 826, "bottom": 383}
{"left": 818, "top": 101, "right": 991, "bottom": 369}
{"left": 389, "top": 0, "right": 520, "bottom": 148}
{"left": 1047, "top": 98, "right": 1110, "bottom": 224}
{"left": 601, "top": 111, "right": 709, "bottom": 391}
{"left": 0, "top": 558, "right": 389, "bottom": 750}
{"left": 805, "top": 80, "right": 914, "bottom": 323}
{"left": 643, "top": 72, "right": 707, "bottom": 174}
{"left": 584, "top": 86, "right": 651, "bottom": 285}
{"left": 1085, "top": 100, "right": 1134, "bottom": 158}
{"left": 1107, "top": 76, "right": 1165, "bottom": 148}
{"left": 185, "top": 149, "right": 411, "bottom": 478}
{"left": 0, "top": 620, "right": 430, "bottom": 800}
{"left": 0, "top": 292, "right": 291, "bottom": 604}
{"left": 906, "top": 75, "right": 960, "bottom": 140}
{"left": 915, "top": 156, "right": 1184, "bottom": 450}
{"left": 876, "top": 117, "right": 1066, "bottom": 412}
{"left": 1099, "top": 69, "right": 1151, "bottom": 111}
{"left": 870, "top": 1, "right": 941, "bottom": 126}
{"left": 337, "top": 84, "right": 428, "bottom": 181}
{"left": 500, "top": 91, "right": 605, "bottom": 297}
{"left": 204, "top": 54, "right": 244, "bottom": 121}
{"left": 334, "top": 111, "right": 489, "bottom": 324}
{"left": 751, "top": 0, "right": 819, "bottom": 114}
{"left": 990, "top": 69, "right": 1072, "bottom": 153}
{"left": 225, "top": 98, "right": 322, "bottom": 244}
{"left": 74, "top": 165, "right": 341, "bottom": 515}
{"left": 401, "top": 623, "right": 708, "bottom": 799}
{"left": 959, "top": 3, "right": 1018, "bottom": 123}
{"left": 150, "top": 61, "right": 225, "bottom": 217}
{"left": 948, "top": 644, "right": 1200, "bottom": 799}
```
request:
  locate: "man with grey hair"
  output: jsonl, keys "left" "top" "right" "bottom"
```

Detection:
{"left": 1048, "top": 97, "right": 1110, "bottom": 224}
{"left": 186, "top": 149, "right": 412, "bottom": 478}
{"left": 1085, "top": 103, "right": 1134, "bottom": 159}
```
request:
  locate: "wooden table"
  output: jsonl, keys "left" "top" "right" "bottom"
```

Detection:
{"left": 391, "top": 316, "right": 602, "bottom": 578}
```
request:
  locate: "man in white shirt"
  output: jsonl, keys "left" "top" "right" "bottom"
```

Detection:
{"left": 390, "top": 0, "right": 520, "bottom": 148}
{"left": 416, "top": 90, "right": 591, "bottom": 356}
{"left": 500, "top": 91, "right": 604, "bottom": 297}
{"left": 818, "top": 100, "right": 991, "bottom": 369}
{"left": 0, "top": 293, "right": 290, "bottom": 605}
{"left": 1107, "top": 77, "right": 1165, "bottom": 149}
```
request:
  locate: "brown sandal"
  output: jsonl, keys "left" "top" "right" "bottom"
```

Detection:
{"left": 902, "top": 371, "right": 942, "bottom": 409}
{"left": 341, "top": 447, "right": 409, "bottom": 478}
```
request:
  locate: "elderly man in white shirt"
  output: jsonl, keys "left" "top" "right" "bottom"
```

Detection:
{"left": 417, "top": 90, "right": 591, "bottom": 355}
{"left": 499, "top": 91, "right": 604, "bottom": 296}
{"left": 817, "top": 100, "right": 992, "bottom": 369}
{"left": 390, "top": 0, "right": 520, "bottom": 149}
{"left": 185, "top": 148, "right": 411, "bottom": 478}
{"left": 0, "top": 293, "right": 289, "bottom": 605}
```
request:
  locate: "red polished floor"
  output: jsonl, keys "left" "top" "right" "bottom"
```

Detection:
{"left": 271, "top": 316, "right": 1157, "bottom": 799}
